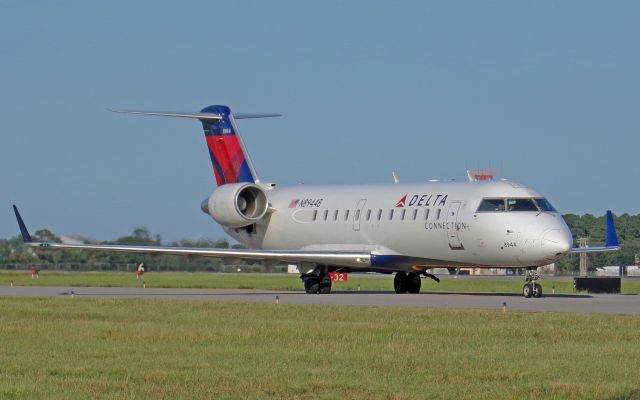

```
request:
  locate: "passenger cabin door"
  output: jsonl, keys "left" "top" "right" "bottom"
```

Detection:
{"left": 353, "top": 199, "right": 367, "bottom": 231}
{"left": 446, "top": 201, "right": 464, "bottom": 250}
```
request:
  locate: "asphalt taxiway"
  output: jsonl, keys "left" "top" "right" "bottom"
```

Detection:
{"left": 1, "top": 286, "right": 638, "bottom": 314}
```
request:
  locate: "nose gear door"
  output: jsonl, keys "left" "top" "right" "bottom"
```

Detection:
{"left": 446, "top": 201, "right": 464, "bottom": 250}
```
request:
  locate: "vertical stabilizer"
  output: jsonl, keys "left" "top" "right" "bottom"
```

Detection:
{"left": 200, "top": 105, "right": 258, "bottom": 186}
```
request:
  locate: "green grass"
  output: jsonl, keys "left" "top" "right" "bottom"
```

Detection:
{"left": 0, "top": 297, "right": 638, "bottom": 399}
{"left": 2, "top": 270, "right": 640, "bottom": 294}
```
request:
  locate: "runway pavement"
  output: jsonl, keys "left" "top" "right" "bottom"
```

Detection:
{"left": 1, "top": 286, "right": 639, "bottom": 314}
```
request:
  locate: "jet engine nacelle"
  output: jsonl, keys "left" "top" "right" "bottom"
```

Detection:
{"left": 201, "top": 183, "right": 268, "bottom": 228}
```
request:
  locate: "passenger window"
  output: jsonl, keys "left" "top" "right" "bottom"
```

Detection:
{"left": 366, "top": 209, "right": 371, "bottom": 221}
{"left": 377, "top": 209, "right": 382, "bottom": 221}
{"left": 478, "top": 198, "right": 505, "bottom": 212}
{"left": 355, "top": 209, "right": 361, "bottom": 220}
{"left": 333, "top": 210, "right": 338, "bottom": 221}
{"left": 424, "top": 209, "right": 430, "bottom": 220}
{"left": 412, "top": 209, "right": 418, "bottom": 220}
{"left": 323, "top": 210, "right": 328, "bottom": 221}
{"left": 507, "top": 198, "right": 538, "bottom": 212}
{"left": 401, "top": 209, "right": 406, "bottom": 220}
{"left": 436, "top": 209, "right": 441, "bottom": 220}
{"left": 344, "top": 209, "right": 350, "bottom": 221}
{"left": 312, "top": 210, "right": 318, "bottom": 221}
{"left": 389, "top": 209, "right": 394, "bottom": 220}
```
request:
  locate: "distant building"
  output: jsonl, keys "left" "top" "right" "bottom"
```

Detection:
{"left": 594, "top": 266, "right": 623, "bottom": 276}
{"left": 627, "top": 266, "right": 640, "bottom": 276}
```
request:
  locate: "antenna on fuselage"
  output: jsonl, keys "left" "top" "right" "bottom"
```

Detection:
{"left": 392, "top": 171, "right": 400, "bottom": 184}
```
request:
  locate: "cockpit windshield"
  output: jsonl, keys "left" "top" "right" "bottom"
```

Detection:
{"left": 478, "top": 198, "right": 549, "bottom": 212}
{"left": 506, "top": 198, "right": 538, "bottom": 212}
{"left": 534, "top": 198, "right": 557, "bottom": 212}
{"left": 478, "top": 198, "right": 505, "bottom": 212}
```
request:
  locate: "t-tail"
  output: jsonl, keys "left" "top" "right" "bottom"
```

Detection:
{"left": 111, "top": 105, "right": 280, "bottom": 186}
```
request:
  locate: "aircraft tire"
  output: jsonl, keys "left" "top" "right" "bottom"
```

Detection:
{"left": 407, "top": 273, "right": 421, "bottom": 294}
{"left": 522, "top": 283, "right": 533, "bottom": 298}
{"left": 306, "top": 282, "right": 320, "bottom": 294}
{"left": 394, "top": 272, "right": 409, "bottom": 294}
{"left": 305, "top": 278, "right": 320, "bottom": 294}
{"left": 532, "top": 283, "right": 542, "bottom": 298}
{"left": 319, "top": 283, "right": 332, "bottom": 294}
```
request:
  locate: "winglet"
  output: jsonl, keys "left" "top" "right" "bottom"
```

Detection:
{"left": 12, "top": 205, "right": 32, "bottom": 243}
{"left": 605, "top": 210, "right": 619, "bottom": 248}
{"left": 570, "top": 210, "right": 621, "bottom": 253}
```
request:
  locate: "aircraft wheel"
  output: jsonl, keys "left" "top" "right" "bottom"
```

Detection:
{"left": 305, "top": 278, "right": 320, "bottom": 294}
{"left": 319, "top": 282, "right": 332, "bottom": 294}
{"left": 522, "top": 283, "right": 533, "bottom": 298}
{"left": 318, "top": 274, "right": 332, "bottom": 294}
{"left": 407, "top": 273, "right": 421, "bottom": 294}
{"left": 394, "top": 272, "right": 408, "bottom": 294}
{"left": 532, "top": 283, "right": 543, "bottom": 298}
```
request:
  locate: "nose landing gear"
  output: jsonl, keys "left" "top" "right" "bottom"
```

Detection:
{"left": 523, "top": 268, "right": 542, "bottom": 298}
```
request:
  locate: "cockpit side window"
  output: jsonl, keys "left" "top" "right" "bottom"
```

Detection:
{"left": 534, "top": 198, "right": 557, "bottom": 212}
{"left": 477, "top": 198, "right": 506, "bottom": 212}
{"left": 506, "top": 198, "right": 538, "bottom": 212}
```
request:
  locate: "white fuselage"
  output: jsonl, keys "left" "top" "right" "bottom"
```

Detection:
{"left": 220, "top": 180, "right": 573, "bottom": 271}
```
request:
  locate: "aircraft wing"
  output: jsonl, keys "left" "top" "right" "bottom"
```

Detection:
{"left": 570, "top": 210, "right": 621, "bottom": 253}
{"left": 12, "top": 206, "right": 371, "bottom": 268}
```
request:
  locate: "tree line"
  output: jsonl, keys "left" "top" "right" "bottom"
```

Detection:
{"left": 0, "top": 227, "right": 263, "bottom": 273}
{"left": 557, "top": 213, "right": 640, "bottom": 273}
{"left": 1, "top": 214, "right": 638, "bottom": 273}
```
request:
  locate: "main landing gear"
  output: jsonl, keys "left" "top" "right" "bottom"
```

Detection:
{"left": 522, "top": 268, "right": 542, "bottom": 298}
{"left": 301, "top": 267, "right": 332, "bottom": 294}
{"left": 394, "top": 271, "right": 440, "bottom": 294}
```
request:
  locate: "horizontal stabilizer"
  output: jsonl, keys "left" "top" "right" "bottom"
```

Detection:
{"left": 110, "top": 109, "right": 223, "bottom": 121}
{"left": 110, "top": 110, "right": 282, "bottom": 120}
{"left": 234, "top": 113, "right": 282, "bottom": 119}
{"left": 570, "top": 210, "right": 620, "bottom": 253}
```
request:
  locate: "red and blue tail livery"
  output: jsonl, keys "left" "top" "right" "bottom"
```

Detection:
{"left": 200, "top": 105, "right": 255, "bottom": 186}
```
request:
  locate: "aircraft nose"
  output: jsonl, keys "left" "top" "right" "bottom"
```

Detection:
{"left": 541, "top": 229, "right": 572, "bottom": 256}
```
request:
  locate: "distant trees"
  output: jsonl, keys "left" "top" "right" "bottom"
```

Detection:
{"left": 109, "top": 227, "right": 160, "bottom": 246}
{"left": 0, "top": 227, "right": 242, "bottom": 272}
{"left": 556, "top": 213, "right": 640, "bottom": 273}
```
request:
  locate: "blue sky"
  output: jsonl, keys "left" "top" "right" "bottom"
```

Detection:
{"left": 1, "top": 1, "right": 638, "bottom": 242}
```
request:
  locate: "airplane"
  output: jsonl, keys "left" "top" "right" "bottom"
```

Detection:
{"left": 12, "top": 105, "right": 621, "bottom": 298}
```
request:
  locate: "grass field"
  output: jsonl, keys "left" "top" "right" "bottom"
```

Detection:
{"left": 0, "top": 297, "right": 639, "bottom": 399}
{"left": 2, "top": 270, "right": 640, "bottom": 295}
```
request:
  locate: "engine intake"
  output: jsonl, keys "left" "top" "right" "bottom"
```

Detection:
{"left": 202, "top": 183, "right": 268, "bottom": 228}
